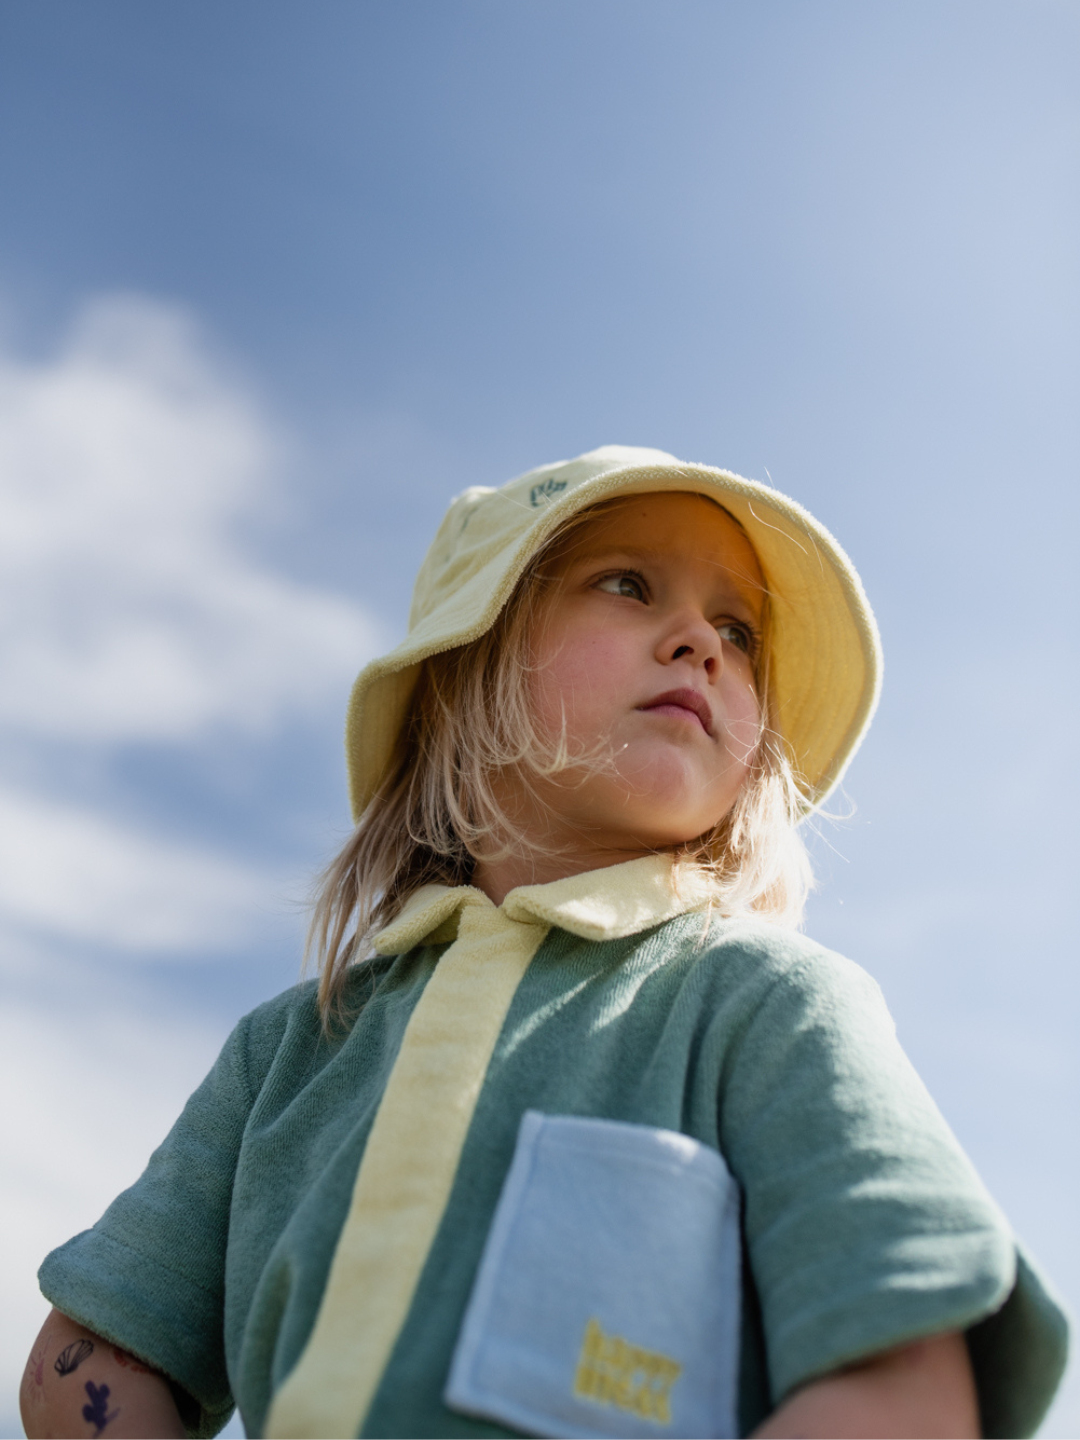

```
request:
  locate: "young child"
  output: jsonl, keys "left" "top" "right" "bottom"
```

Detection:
{"left": 23, "top": 445, "right": 1068, "bottom": 1439}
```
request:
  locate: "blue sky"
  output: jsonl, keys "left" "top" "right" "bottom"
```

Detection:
{"left": 2, "top": 3, "right": 1077, "bottom": 1434}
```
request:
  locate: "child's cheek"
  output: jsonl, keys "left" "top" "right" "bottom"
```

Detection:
{"left": 726, "top": 684, "right": 763, "bottom": 751}
{"left": 535, "top": 631, "right": 630, "bottom": 726}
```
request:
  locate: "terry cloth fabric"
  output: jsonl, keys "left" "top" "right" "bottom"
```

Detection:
{"left": 39, "top": 857, "right": 1068, "bottom": 1439}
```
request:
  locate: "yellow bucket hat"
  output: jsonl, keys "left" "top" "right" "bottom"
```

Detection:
{"left": 345, "top": 444, "right": 882, "bottom": 819}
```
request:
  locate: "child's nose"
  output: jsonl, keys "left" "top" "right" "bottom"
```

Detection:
{"left": 662, "top": 612, "right": 722, "bottom": 674}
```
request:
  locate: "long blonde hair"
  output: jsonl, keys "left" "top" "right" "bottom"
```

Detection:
{"left": 309, "top": 502, "right": 813, "bottom": 1025}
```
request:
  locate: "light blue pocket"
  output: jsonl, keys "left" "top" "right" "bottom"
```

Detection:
{"left": 444, "top": 1111, "right": 741, "bottom": 1439}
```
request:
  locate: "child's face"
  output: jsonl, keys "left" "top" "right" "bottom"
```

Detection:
{"left": 522, "top": 492, "right": 765, "bottom": 857}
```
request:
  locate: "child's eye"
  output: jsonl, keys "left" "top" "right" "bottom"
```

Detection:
{"left": 717, "top": 621, "right": 755, "bottom": 656}
{"left": 594, "top": 572, "right": 648, "bottom": 602}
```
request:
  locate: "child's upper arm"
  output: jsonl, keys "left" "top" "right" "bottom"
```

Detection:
{"left": 714, "top": 941, "right": 1068, "bottom": 1439}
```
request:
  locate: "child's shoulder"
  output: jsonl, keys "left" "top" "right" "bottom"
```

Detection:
{"left": 695, "top": 910, "right": 880, "bottom": 986}
{"left": 678, "top": 911, "right": 891, "bottom": 1036}
{"left": 236, "top": 973, "right": 321, "bottom": 1039}
{"left": 226, "top": 961, "right": 391, "bottom": 1088}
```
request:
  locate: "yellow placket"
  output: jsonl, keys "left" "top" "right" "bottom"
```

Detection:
{"left": 265, "top": 899, "right": 549, "bottom": 1440}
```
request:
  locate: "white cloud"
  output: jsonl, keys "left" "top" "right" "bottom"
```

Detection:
{"left": 0, "top": 786, "right": 277, "bottom": 952}
{"left": 0, "top": 293, "right": 381, "bottom": 744}
{"left": 0, "top": 292, "right": 383, "bottom": 959}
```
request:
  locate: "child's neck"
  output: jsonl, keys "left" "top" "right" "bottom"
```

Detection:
{"left": 472, "top": 842, "right": 657, "bottom": 906}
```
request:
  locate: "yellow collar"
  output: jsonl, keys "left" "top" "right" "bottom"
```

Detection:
{"left": 372, "top": 853, "right": 714, "bottom": 956}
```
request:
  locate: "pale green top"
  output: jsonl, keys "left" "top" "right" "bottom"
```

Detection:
{"left": 40, "top": 859, "right": 1068, "bottom": 1437}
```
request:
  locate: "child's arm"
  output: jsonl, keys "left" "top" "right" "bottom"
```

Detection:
{"left": 752, "top": 1329, "right": 980, "bottom": 1439}
{"left": 20, "top": 1308, "right": 186, "bottom": 1440}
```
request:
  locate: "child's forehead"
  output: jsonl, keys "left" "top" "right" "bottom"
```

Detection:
{"left": 551, "top": 492, "right": 765, "bottom": 581}
{"left": 567, "top": 489, "right": 744, "bottom": 534}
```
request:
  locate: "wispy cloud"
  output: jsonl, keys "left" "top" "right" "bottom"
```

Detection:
{"left": 0, "top": 785, "right": 275, "bottom": 952}
{"left": 0, "top": 293, "right": 379, "bottom": 745}
{"left": 0, "top": 293, "right": 379, "bottom": 957}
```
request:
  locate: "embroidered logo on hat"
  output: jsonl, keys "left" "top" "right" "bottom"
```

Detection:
{"left": 530, "top": 476, "right": 568, "bottom": 506}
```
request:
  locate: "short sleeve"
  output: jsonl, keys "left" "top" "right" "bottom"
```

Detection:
{"left": 38, "top": 1011, "right": 260, "bottom": 1439}
{"left": 717, "top": 944, "right": 1069, "bottom": 1438}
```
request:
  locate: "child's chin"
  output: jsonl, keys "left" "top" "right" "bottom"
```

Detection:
{"left": 616, "top": 755, "right": 732, "bottom": 825}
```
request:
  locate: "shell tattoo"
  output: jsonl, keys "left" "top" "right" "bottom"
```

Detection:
{"left": 55, "top": 1339, "right": 95, "bottom": 1376}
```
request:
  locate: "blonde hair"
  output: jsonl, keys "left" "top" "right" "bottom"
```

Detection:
{"left": 309, "top": 501, "right": 813, "bottom": 1026}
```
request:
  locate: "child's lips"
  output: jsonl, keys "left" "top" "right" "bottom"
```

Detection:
{"left": 638, "top": 689, "right": 714, "bottom": 736}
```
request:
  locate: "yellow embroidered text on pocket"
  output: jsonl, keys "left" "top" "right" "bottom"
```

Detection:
{"left": 574, "top": 1317, "right": 682, "bottom": 1424}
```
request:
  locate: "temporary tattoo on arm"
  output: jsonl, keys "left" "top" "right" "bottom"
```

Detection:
{"left": 30, "top": 1337, "right": 49, "bottom": 1389}
{"left": 55, "top": 1340, "right": 95, "bottom": 1376}
{"left": 112, "top": 1346, "right": 152, "bottom": 1373}
{"left": 22, "top": 1334, "right": 50, "bottom": 1408}
{"left": 82, "top": 1380, "right": 119, "bottom": 1436}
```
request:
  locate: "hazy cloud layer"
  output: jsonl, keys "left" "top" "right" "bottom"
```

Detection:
{"left": 0, "top": 294, "right": 378, "bottom": 744}
{"left": 0, "top": 293, "right": 379, "bottom": 956}
{"left": 0, "top": 785, "right": 275, "bottom": 952}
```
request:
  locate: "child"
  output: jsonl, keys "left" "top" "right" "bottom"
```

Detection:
{"left": 23, "top": 445, "right": 1068, "bottom": 1439}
